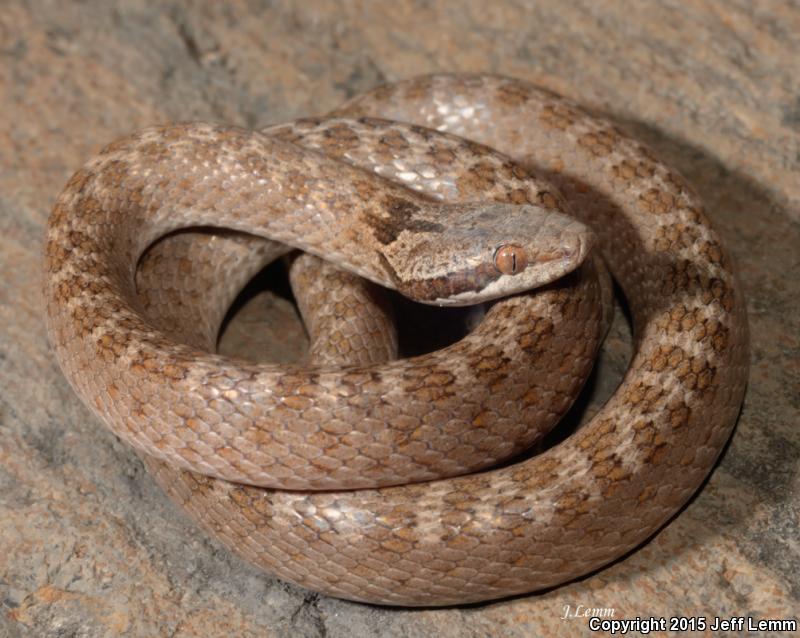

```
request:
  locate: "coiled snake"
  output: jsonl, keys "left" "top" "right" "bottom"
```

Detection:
{"left": 44, "top": 74, "right": 749, "bottom": 606}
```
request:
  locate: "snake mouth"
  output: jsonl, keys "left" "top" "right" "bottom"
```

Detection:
{"left": 396, "top": 261, "right": 502, "bottom": 305}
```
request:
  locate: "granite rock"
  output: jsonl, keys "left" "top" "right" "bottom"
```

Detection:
{"left": 1, "top": 1, "right": 798, "bottom": 636}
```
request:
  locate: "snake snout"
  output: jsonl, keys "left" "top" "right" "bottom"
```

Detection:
{"left": 570, "top": 227, "right": 596, "bottom": 265}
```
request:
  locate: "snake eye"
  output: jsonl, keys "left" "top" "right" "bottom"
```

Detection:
{"left": 493, "top": 244, "right": 528, "bottom": 275}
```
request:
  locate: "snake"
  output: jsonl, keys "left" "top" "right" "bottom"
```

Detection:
{"left": 44, "top": 74, "right": 749, "bottom": 606}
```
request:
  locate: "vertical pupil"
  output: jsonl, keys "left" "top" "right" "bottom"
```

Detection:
{"left": 494, "top": 244, "right": 528, "bottom": 275}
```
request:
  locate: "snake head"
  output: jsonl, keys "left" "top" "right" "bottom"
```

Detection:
{"left": 389, "top": 202, "right": 595, "bottom": 306}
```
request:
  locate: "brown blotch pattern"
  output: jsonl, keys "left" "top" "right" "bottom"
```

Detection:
{"left": 365, "top": 196, "right": 444, "bottom": 246}
{"left": 577, "top": 128, "right": 620, "bottom": 157}
{"left": 638, "top": 188, "right": 676, "bottom": 214}
{"left": 538, "top": 101, "right": 582, "bottom": 130}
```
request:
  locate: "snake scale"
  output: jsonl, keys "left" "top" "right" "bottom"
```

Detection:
{"left": 44, "top": 74, "right": 749, "bottom": 606}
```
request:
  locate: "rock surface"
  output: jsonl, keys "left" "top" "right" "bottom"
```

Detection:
{"left": 1, "top": 1, "right": 798, "bottom": 636}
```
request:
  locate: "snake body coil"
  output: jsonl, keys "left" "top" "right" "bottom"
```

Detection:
{"left": 45, "top": 74, "right": 749, "bottom": 606}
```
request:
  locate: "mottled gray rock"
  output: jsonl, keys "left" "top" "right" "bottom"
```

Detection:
{"left": 1, "top": 1, "right": 797, "bottom": 636}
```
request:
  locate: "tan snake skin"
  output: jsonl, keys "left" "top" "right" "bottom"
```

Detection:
{"left": 45, "top": 74, "right": 749, "bottom": 606}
